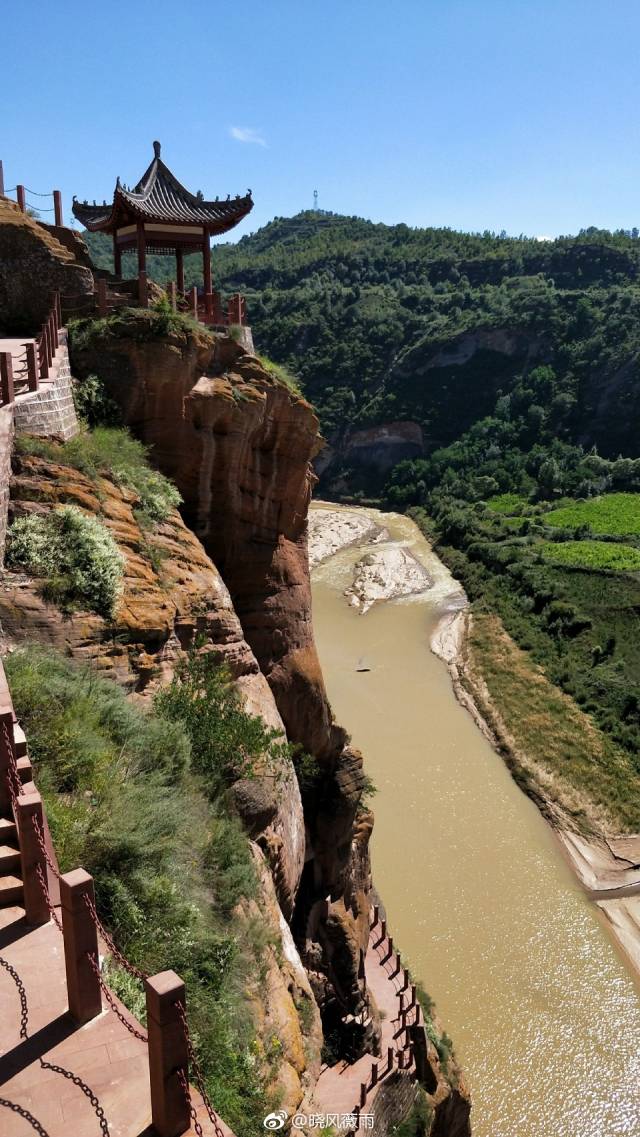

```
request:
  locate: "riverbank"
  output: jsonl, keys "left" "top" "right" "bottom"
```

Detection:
{"left": 310, "top": 503, "right": 640, "bottom": 1137}
{"left": 309, "top": 502, "right": 640, "bottom": 986}
{"left": 432, "top": 605, "right": 640, "bottom": 982}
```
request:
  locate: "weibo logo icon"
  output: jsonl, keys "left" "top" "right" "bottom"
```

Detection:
{"left": 263, "top": 1112, "right": 288, "bottom": 1130}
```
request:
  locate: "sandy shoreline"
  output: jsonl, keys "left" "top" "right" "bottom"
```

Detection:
{"left": 431, "top": 606, "right": 640, "bottom": 985}
{"left": 310, "top": 499, "right": 640, "bottom": 985}
{"left": 309, "top": 503, "right": 433, "bottom": 612}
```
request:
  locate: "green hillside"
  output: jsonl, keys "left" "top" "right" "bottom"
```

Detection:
{"left": 82, "top": 215, "right": 640, "bottom": 804}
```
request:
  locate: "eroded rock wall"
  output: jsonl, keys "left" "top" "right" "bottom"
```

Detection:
{"left": 71, "top": 321, "right": 375, "bottom": 1042}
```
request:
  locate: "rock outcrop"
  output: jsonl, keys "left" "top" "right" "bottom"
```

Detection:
{"left": 71, "top": 318, "right": 376, "bottom": 1054}
{"left": 0, "top": 449, "right": 305, "bottom": 920}
{"left": 0, "top": 198, "right": 93, "bottom": 332}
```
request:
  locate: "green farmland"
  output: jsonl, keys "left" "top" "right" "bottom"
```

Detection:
{"left": 542, "top": 540, "right": 640, "bottom": 572}
{"left": 545, "top": 493, "right": 640, "bottom": 537}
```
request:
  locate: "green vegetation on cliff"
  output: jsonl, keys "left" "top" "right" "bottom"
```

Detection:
{"left": 6, "top": 646, "right": 288, "bottom": 1135}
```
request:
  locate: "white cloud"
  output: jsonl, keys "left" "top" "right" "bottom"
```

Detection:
{"left": 535, "top": 235, "right": 553, "bottom": 242}
{"left": 229, "top": 126, "right": 267, "bottom": 148}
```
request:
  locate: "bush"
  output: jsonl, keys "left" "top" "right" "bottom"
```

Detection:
{"left": 154, "top": 652, "right": 291, "bottom": 796}
{"left": 6, "top": 505, "right": 124, "bottom": 617}
{"left": 17, "top": 427, "right": 182, "bottom": 523}
{"left": 4, "top": 646, "right": 273, "bottom": 1135}
{"left": 72, "top": 373, "right": 121, "bottom": 428}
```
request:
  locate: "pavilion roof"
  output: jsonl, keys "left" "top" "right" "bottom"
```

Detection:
{"left": 72, "top": 142, "right": 253, "bottom": 235}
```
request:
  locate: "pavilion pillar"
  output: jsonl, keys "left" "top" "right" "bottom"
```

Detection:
{"left": 136, "top": 221, "right": 147, "bottom": 273}
{"left": 175, "top": 248, "right": 184, "bottom": 295}
{"left": 113, "top": 235, "right": 122, "bottom": 279}
{"left": 202, "top": 231, "right": 212, "bottom": 317}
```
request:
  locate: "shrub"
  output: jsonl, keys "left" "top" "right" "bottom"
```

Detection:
{"left": 4, "top": 646, "right": 273, "bottom": 1135}
{"left": 16, "top": 427, "right": 182, "bottom": 523}
{"left": 6, "top": 505, "right": 124, "bottom": 617}
{"left": 72, "top": 373, "right": 121, "bottom": 428}
{"left": 155, "top": 652, "right": 290, "bottom": 796}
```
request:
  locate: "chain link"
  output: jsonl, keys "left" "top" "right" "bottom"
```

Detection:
{"left": 0, "top": 953, "right": 111, "bottom": 1136}
{"left": 2, "top": 718, "right": 22, "bottom": 807}
{"left": 178, "top": 1068, "right": 205, "bottom": 1137}
{"left": 35, "top": 863, "right": 62, "bottom": 931}
{"left": 31, "top": 814, "right": 60, "bottom": 879}
{"left": 85, "top": 952, "right": 148, "bottom": 1043}
{"left": 175, "top": 1000, "right": 225, "bottom": 1137}
{"left": 38, "top": 1056, "right": 110, "bottom": 1137}
{"left": 0, "top": 955, "right": 29, "bottom": 1040}
{"left": 81, "top": 891, "right": 147, "bottom": 981}
{"left": 0, "top": 1098, "right": 51, "bottom": 1137}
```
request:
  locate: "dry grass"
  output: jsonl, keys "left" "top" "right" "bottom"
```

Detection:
{"left": 462, "top": 612, "right": 640, "bottom": 835}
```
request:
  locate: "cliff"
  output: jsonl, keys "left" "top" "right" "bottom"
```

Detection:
{"left": 0, "top": 294, "right": 470, "bottom": 1131}
{"left": 69, "top": 317, "right": 375, "bottom": 1032}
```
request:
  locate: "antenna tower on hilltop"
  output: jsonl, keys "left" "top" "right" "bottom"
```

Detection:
{"left": 313, "top": 188, "right": 319, "bottom": 212}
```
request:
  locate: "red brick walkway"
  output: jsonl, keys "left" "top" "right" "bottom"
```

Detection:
{"left": 0, "top": 904, "right": 228, "bottom": 1137}
{"left": 313, "top": 913, "right": 418, "bottom": 1119}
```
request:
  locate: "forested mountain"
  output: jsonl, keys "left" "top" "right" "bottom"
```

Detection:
{"left": 86, "top": 212, "right": 640, "bottom": 463}
{"left": 82, "top": 212, "right": 640, "bottom": 825}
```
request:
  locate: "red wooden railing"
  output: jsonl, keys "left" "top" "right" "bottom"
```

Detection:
{"left": 0, "top": 160, "right": 64, "bottom": 226}
{"left": 0, "top": 291, "right": 62, "bottom": 407}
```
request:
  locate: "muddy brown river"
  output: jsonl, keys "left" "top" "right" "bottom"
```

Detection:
{"left": 310, "top": 505, "right": 640, "bottom": 1137}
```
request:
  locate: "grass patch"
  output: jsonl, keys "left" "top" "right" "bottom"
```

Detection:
{"left": 545, "top": 493, "right": 640, "bottom": 537}
{"left": 467, "top": 613, "right": 640, "bottom": 832}
{"left": 486, "top": 492, "right": 530, "bottom": 515}
{"left": 542, "top": 539, "right": 640, "bottom": 572}
{"left": 16, "top": 427, "right": 181, "bottom": 523}
{"left": 6, "top": 506, "right": 124, "bottom": 617}
{"left": 68, "top": 304, "right": 208, "bottom": 353}
{"left": 4, "top": 646, "right": 282, "bottom": 1135}
{"left": 257, "top": 354, "right": 303, "bottom": 396}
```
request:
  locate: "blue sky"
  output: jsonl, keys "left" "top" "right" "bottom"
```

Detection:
{"left": 3, "top": 0, "right": 640, "bottom": 241}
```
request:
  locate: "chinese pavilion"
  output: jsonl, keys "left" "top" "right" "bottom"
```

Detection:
{"left": 72, "top": 141, "right": 253, "bottom": 317}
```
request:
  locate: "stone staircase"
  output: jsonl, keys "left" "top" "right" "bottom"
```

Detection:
{"left": 0, "top": 723, "right": 33, "bottom": 911}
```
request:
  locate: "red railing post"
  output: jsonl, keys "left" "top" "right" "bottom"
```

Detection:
{"left": 97, "top": 278, "right": 108, "bottom": 317}
{"left": 0, "top": 353, "right": 14, "bottom": 406}
{"left": 138, "top": 270, "right": 148, "bottom": 309}
{"left": 16, "top": 792, "right": 49, "bottom": 926}
{"left": 16, "top": 185, "right": 26, "bottom": 212}
{"left": 47, "top": 316, "right": 55, "bottom": 365}
{"left": 38, "top": 331, "right": 49, "bottom": 381}
{"left": 145, "top": 970, "right": 190, "bottom": 1137}
{"left": 50, "top": 294, "right": 60, "bottom": 348}
{"left": 360, "top": 1082, "right": 367, "bottom": 1109}
{"left": 387, "top": 1045, "right": 394, "bottom": 1073}
{"left": 25, "top": 343, "right": 39, "bottom": 390}
{"left": 370, "top": 1061, "right": 378, "bottom": 1088}
{"left": 53, "top": 190, "right": 63, "bottom": 227}
{"left": 60, "top": 868, "right": 102, "bottom": 1025}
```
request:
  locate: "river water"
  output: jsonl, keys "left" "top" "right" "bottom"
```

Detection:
{"left": 310, "top": 505, "right": 640, "bottom": 1137}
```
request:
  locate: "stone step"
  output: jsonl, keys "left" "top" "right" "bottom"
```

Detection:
{"left": 0, "top": 845, "right": 21, "bottom": 874}
{"left": 0, "top": 875, "right": 23, "bottom": 906}
{"left": 0, "top": 817, "right": 17, "bottom": 844}
{"left": 17, "top": 755, "right": 32, "bottom": 783}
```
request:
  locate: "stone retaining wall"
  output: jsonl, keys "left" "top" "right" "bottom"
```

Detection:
{"left": 13, "top": 339, "right": 79, "bottom": 441}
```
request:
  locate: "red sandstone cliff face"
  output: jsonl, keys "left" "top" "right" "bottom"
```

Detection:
{"left": 68, "top": 319, "right": 471, "bottom": 1133}
{"left": 71, "top": 319, "right": 374, "bottom": 1038}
